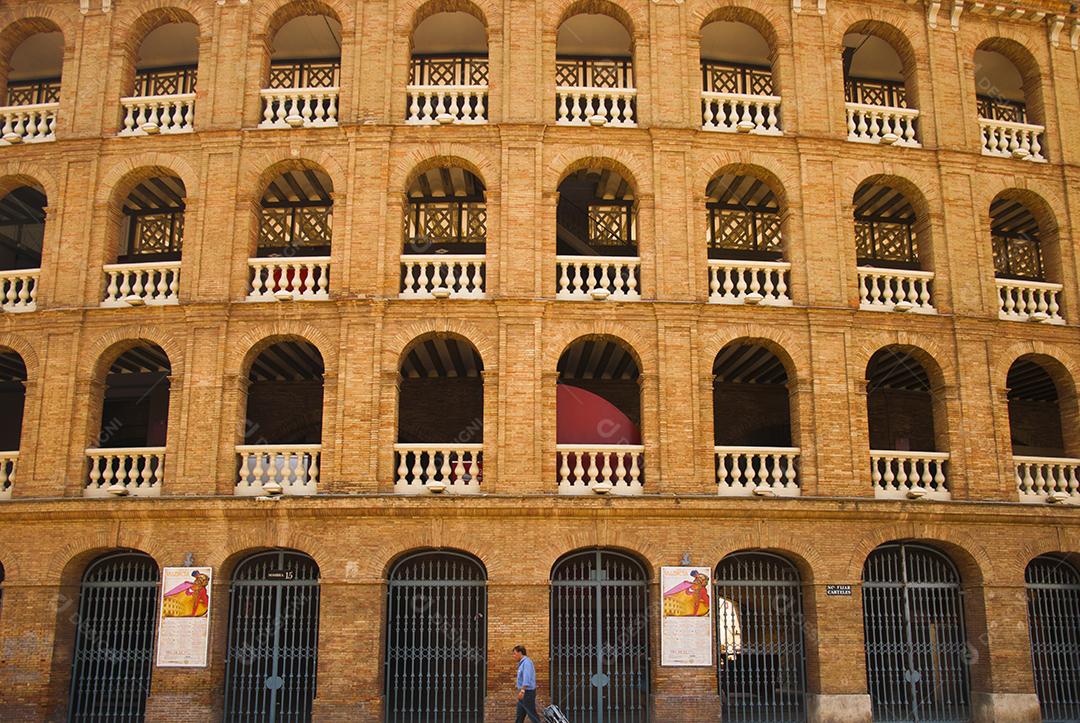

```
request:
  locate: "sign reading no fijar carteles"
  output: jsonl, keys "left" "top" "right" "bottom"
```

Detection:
{"left": 826, "top": 584, "right": 854, "bottom": 597}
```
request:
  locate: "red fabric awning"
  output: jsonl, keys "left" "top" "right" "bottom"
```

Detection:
{"left": 557, "top": 384, "right": 642, "bottom": 445}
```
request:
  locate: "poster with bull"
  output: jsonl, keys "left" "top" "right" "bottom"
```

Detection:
{"left": 660, "top": 566, "right": 714, "bottom": 666}
{"left": 156, "top": 566, "right": 212, "bottom": 667}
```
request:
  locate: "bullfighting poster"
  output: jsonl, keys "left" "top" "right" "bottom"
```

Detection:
{"left": 155, "top": 566, "right": 212, "bottom": 667}
{"left": 660, "top": 566, "right": 713, "bottom": 666}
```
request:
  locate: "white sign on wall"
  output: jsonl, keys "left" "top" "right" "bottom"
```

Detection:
{"left": 156, "top": 566, "right": 212, "bottom": 667}
{"left": 660, "top": 566, "right": 714, "bottom": 666}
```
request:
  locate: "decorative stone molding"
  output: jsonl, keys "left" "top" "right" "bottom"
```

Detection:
{"left": 792, "top": 0, "right": 826, "bottom": 14}
{"left": 80, "top": 0, "right": 112, "bottom": 13}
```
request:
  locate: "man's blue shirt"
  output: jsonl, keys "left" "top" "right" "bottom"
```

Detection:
{"left": 517, "top": 656, "right": 537, "bottom": 690}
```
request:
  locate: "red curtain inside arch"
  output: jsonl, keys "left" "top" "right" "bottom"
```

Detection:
{"left": 557, "top": 384, "right": 641, "bottom": 445}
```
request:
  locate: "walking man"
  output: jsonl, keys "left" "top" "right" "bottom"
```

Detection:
{"left": 513, "top": 645, "right": 542, "bottom": 723}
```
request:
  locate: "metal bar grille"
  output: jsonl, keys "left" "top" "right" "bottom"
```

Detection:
{"left": 1025, "top": 555, "right": 1080, "bottom": 722}
{"left": 224, "top": 550, "right": 320, "bottom": 723}
{"left": 384, "top": 551, "right": 487, "bottom": 722}
{"left": 68, "top": 551, "right": 159, "bottom": 723}
{"left": 551, "top": 549, "right": 650, "bottom": 723}
{"left": 862, "top": 543, "right": 970, "bottom": 723}
{"left": 714, "top": 552, "right": 807, "bottom": 722}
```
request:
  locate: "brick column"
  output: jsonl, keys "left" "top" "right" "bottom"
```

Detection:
{"left": 805, "top": 581, "right": 873, "bottom": 723}
{"left": 485, "top": 578, "right": 550, "bottom": 720}
{"left": 309, "top": 579, "right": 384, "bottom": 719}
{"left": 654, "top": 317, "right": 703, "bottom": 493}
{"left": 810, "top": 326, "right": 862, "bottom": 497}
{"left": 969, "top": 581, "right": 1041, "bottom": 723}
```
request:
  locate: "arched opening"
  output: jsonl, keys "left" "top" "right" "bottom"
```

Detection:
{"left": 975, "top": 43, "right": 1045, "bottom": 161}
{"left": 706, "top": 171, "right": 790, "bottom": 305}
{"left": 713, "top": 343, "right": 799, "bottom": 496}
{"left": 250, "top": 168, "right": 333, "bottom": 301}
{"left": 67, "top": 550, "right": 159, "bottom": 721}
{"left": 1025, "top": 554, "right": 1080, "bottom": 720}
{"left": 550, "top": 548, "right": 650, "bottom": 719}
{"left": 714, "top": 552, "right": 807, "bottom": 722}
{"left": 3, "top": 28, "right": 62, "bottom": 106}
{"left": 0, "top": 183, "right": 45, "bottom": 311}
{"left": 408, "top": 10, "right": 488, "bottom": 124}
{"left": 843, "top": 27, "right": 919, "bottom": 146}
{"left": 394, "top": 335, "right": 484, "bottom": 494}
{"left": 121, "top": 19, "right": 198, "bottom": 136}
{"left": 0, "top": 349, "right": 26, "bottom": 498}
{"left": 260, "top": 11, "right": 342, "bottom": 129}
{"left": 224, "top": 550, "right": 320, "bottom": 720}
{"left": 238, "top": 339, "right": 324, "bottom": 495}
{"left": 1007, "top": 357, "right": 1067, "bottom": 457}
{"left": 700, "top": 20, "right": 780, "bottom": 134}
{"left": 555, "top": 13, "right": 635, "bottom": 126}
{"left": 862, "top": 542, "right": 970, "bottom": 722}
{"left": 400, "top": 165, "right": 487, "bottom": 299}
{"left": 990, "top": 194, "right": 1062, "bottom": 323}
{"left": 556, "top": 166, "right": 639, "bottom": 300}
{"left": 86, "top": 344, "right": 171, "bottom": 497}
{"left": 556, "top": 337, "right": 643, "bottom": 494}
{"left": 384, "top": 550, "right": 487, "bottom": 721}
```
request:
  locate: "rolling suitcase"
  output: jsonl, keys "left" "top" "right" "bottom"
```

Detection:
{"left": 543, "top": 704, "right": 570, "bottom": 723}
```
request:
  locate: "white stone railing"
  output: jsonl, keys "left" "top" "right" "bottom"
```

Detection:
{"left": 406, "top": 85, "right": 487, "bottom": 124}
{"left": 259, "top": 87, "right": 339, "bottom": 129}
{"left": 996, "top": 278, "right": 1064, "bottom": 324}
{"left": 701, "top": 92, "right": 782, "bottom": 135}
{"left": 0, "top": 451, "right": 15, "bottom": 500}
{"left": 119, "top": 93, "right": 195, "bottom": 136}
{"left": 400, "top": 255, "right": 485, "bottom": 299}
{"left": 556, "top": 255, "right": 640, "bottom": 301}
{"left": 846, "top": 103, "right": 920, "bottom": 148}
{"left": 979, "top": 118, "right": 1045, "bottom": 162}
{"left": 858, "top": 267, "right": 935, "bottom": 313}
{"left": 0, "top": 268, "right": 39, "bottom": 312}
{"left": 84, "top": 447, "right": 164, "bottom": 498}
{"left": 247, "top": 257, "right": 330, "bottom": 301}
{"left": 235, "top": 444, "right": 320, "bottom": 496}
{"left": 557, "top": 445, "right": 644, "bottom": 496}
{"left": 394, "top": 444, "right": 483, "bottom": 495}
{"left": 708, "top": 259, "right": 791, "bottom": 306}
{"left": 556, "top": 86, "right": 637, "bottom": 127}
{"left": 101, "top": 261, "right": 181, "bottom": 307}
{"left": 1016, "top": 456, "right": 1080, "bottom": 504}
{"left": 871, "top": 450, "right": 950, "bottom": 501}
{"left": 715, "top": 446, "right": 800, "bottom": 498}
{"left": 0, "top": 102, "right": 57, "bottom": 144}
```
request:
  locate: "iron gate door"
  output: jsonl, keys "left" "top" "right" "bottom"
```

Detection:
{"left": 384, "top": 551, "right": 487, "bottom": 722}
{"left": 1025, "top": 554, "right": 1080, "bottom": 722}
{"left": 551, "top": 549, "right": 650, "bottom": 723}
{"left": 224, "top": 550, "right": 320, "bottom": 723}
{"left": 68, "top": 551, "right": 159, "bottom": 722}
{"left": 715, "top": 552, "right": 807, "bottom": 722}
{"left": 862, "top": 543, "right": 969, "bottom": 723}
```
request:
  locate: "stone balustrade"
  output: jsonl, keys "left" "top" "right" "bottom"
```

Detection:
{"left": 247, "top": 257, "right": 330, "bottom": 301}
{"left": 259, "top": 88, "right": 339, "bottom": 129}
{"left": 235, "top": 444, "right": 320, "bottom": 496}
{"left": 394, "top": 444, "right": 483, "bottom": 495}
{"left": 858, "top": 267, "right": 936, "bottom": 313}
{"left": 996, "top": 278, "right": 1064, "bottom": 324}
{"left": 0, "top": 451, "right": 15, "bottom": 500}
{"left": 0, "top": 103, "right": 57, "bottom": 144}
{"left": 406, "top": 85, "right": 487, "bottom": 124}
{"left": 556, "top": 256, "right": 640, "bottom": 301}
{"left": 979, "top": 118, "right": 1045, "bottom": 162}
{"left": 119, "top": 93, "right": 195, "bottom": 136}
{"left": 1016, "top": 456, "right": 1080, "bottom": 504}
{"left": 84, "top": 447, "right": 165, "bottom": 498}
{"left": 0, "top": 268, "right": 38, "bottom": 312}
{"left": 708, "top": 259, "right": 791, "bottom": 306}
{"left": 557, "top": 445, "right": 644, "bottom": 495}
{"left": 846, "top": 103, "right": 920, "bottom": 147}
{"left": 715, "top": 446, "right": 800, "bottom": 497}
{"left": 556, "top": 87, "right": 637, "bottom": 127}
{"left": 102, "top": 261, "right": 181, "bottom": 307}
{"left": 871, "top": 450, "right": 950, "bottom": 501}
{"left": 701, "top": 92, "right": 782, "bottom": 135}
{"left": 400, "top": 255, "right": 485, "bottom": 299}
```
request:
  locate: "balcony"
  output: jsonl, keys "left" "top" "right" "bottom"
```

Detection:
{"left": 406, "top": 56, "right": 488, "bottom": 125}
{"left": 871, "top": 450, "right": 949, "bottom": 501}
{"left": 400, "top": 255, "right": 485, "bottom": 299}
{"left": 708, "top": 260, "right": 791, "bottom": 306}
{"left": 715, "top": 446, "right": 800, "bottom": 497}
{"left": 858, "top": 267, "right": 935, "bottom": 313}
{"left": 236, "top": 444, "right": 320, "bottom": 496}
{"left": 0, "top": 269, "right": 38, "bottom": 312}
{"left": 0, "top": 451, "right": 15, "bottom": 500}
{"left": 1016, "top": 457, "right": 1080, "bottom": 505}
{"left": 846, "top": 103, "right": 919, "bottom": 147}
{"left": 101, "top": 261, "right": 181, "bottom": 307}
{"left": 394, "top": 444, "right": 482, "bottom": 494}
{"left": 247, "top": 257, "right": 330, "bottom": 301}
{"left": 557, "top": 445, "right": 644, "bottom": 495}
{"left": 980, "top": 118, "right": 1045, "bottom": 162}
{"left": 119, "top": 94, "right": 195, "bottom": 136}
{"left": 997, "top": 278, "right": 1064, "bottom": 324}
{"left": 555, "top": 49, "right": 636, "bottom": 128}
{"left": 0, "top": 103, "right": 57, "bottom": 145}
{"left": 259, "top": 87, "right": 339, "bottom": 129}
{"left": 556, "top": 255, "right": 640, "bottom": 301}
{"left": 84, "top": 447, "right": 165, "bottom": 498}
{"left": 701, "top": 92, "right": 781, "bottom": 135}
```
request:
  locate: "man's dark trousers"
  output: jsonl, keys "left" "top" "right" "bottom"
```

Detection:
{"left": 515, "top": 689, "right": 542, "bottom": 723}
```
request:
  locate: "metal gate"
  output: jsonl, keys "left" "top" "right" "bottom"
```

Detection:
{"left": 715, "top": 552, "right": 807, "bottom": 722}
{"left": 224, "top": 550, "right": 320, "bottom": 722}
{"left": 862, "top": 543, "right": 970, "bottom": 723}
{"left": 384, "top": 551, "right": 487, "bottom": 722}
{"left": 68, "top": 550, "right": 159, "bottom": 722}
{"left": 1025, "top": 554, "right": 1080, "bottom": 722}
{"left": 550, "top": 549, "right": 650, "bottom": 723}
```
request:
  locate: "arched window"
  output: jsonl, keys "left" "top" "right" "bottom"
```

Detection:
{"left": 550, "top": 549, "right": 649, "bottom": 720}
{"left": 120, "top": 19, "right": 198, "bottom": 136}
{"left": 556, "top": 337, "right": 643, "bottom": 494}
{"left": 862, "top": 543, "right": 970, "bottom": 723}
{"left": 408, "top": 11, "right": 488, "bottom": 124}
{"left": 86, "top": 344, "right": 171, "bottom": 497}
{"left": 990, "top": 194, "right": 1063, "bottom": 324}
{"left": 1025, "top": 554, "right": 1080, "bottom": 720}
{"left": 0, "top": 183, "right": 46, "bottom": 311}
{"left": 395, "top": 335, "right": 484, "bottom": 494}
{"left": 975, "top": 43, "right": 1045, "bottom": 161}
{"left": 714, "top": 552, "right": 806, "bottom": 722}
{"left": 68, "top": 550, "right": 159, "bottom": 722}
{"left": 238, "top": 340, "right": 324, "bottom": 495}
{"left": 260, "top": 12, "right": 341, "bottom": 129}
{"left": 1009, "top": 357, "right": 1080, "bottom": 503}
{"left": 842, "top": 27, "right": 919, "bottom": 147}
{"left": 224, "top": 550, "right": 320, "bottom": 721}
{"left": 0, "top": 26, "right": 61, "bottom": 144}
{"left": 400, "top": 165, "right": 487, "bottom": 299}
{"left": 385, "top": 551, "right": 487, "bottom": 721}
{"left": 700, "top": 20, "right": 780, "bottom": 134}
{"left": 555, "top": 14, "right": 635, "bottom": 127}
{"left": 0, "top": 349, "right": 26, "bottom": 498}
{"left": 556, "top": 166, "right": 639, "bottom": 300}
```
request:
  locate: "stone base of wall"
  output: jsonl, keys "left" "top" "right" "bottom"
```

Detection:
{"left": 971, "top": 691, "right": 1042, "bottom": 723}
{"left": 807, "top": 693, "right": 873, "bottom": 723}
